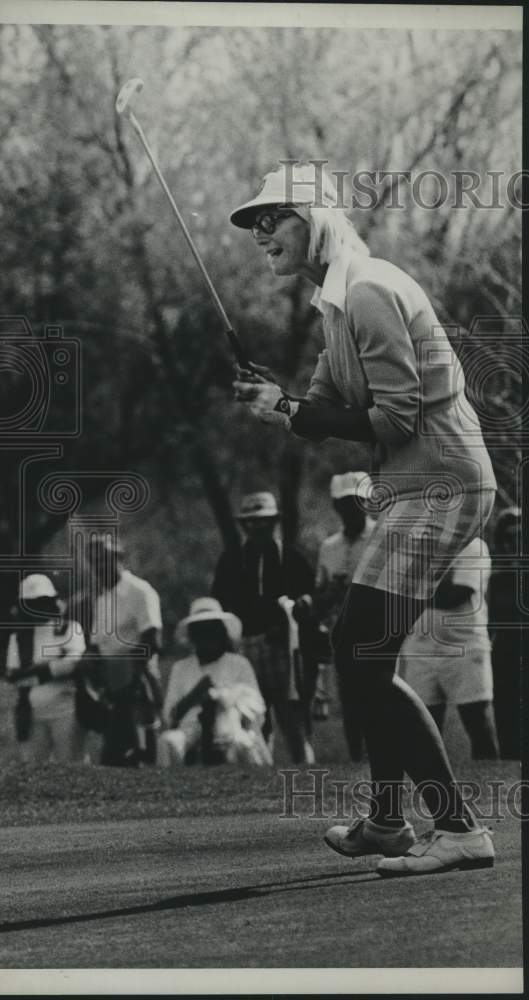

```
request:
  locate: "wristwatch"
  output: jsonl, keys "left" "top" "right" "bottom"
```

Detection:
{"left": 274, "top": 395, "right": 293, "bottom": 416}
{"left": 274, "top": 396, "right": 297, "bottom": 417}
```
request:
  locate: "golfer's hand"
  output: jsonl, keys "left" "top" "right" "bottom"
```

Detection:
{"left": 233, "top": 379, "right": 292, "bottom": 428}
{"left": 234, "top": 378, "right": 281, "bottom": 407}
{"left": 235, "top": 363, "right": 276, "bottom": 384}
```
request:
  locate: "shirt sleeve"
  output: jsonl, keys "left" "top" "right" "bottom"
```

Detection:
{"left": 305, "top": 349, "right": 344, "bottom": 406}
{"left": 451, "top": 543, "right": 491, "bottom": 595}
{"left": 6, "top": 634, "right": 19, "bottom": 673}
{"left": 346, "top": 281, "right": 420, "bottom": 445}
{"left": 136, "top": 584, "right": 163, "bottom": 635}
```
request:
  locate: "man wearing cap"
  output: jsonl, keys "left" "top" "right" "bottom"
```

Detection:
{"left": 4, "top": 574, "right": 86, "bottom": 763}
{"left": 315, "top": 472, "right": 376, "bottom": 759}
{"left": 159, "top": 597, "right": 269, "bottom": 766}
{"left": 212, "top": 491, "right": 316, "bottom": 763}
{"left": 84, "top": 535, "right": 163, "bottom": 767}
{"left": 398, "top": 537, "right": 499, "bottom": 760}
{"left": 229, "top": 161, "right": 498, "bottom": 876}
{"left": 316, "top": 472, "right": 376, "bottom": 610}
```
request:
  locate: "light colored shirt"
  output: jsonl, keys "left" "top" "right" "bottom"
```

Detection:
{"left": 163, "top": 652, "right": 260, "bottom": 737}
{"left": 316, "top": 519, "right": 376, "bottom": 588}
{"left": 6, "top": 621, "right": 85, "bottom": 718}
{"left": 307, "top": 251, "right": 496, "bottom": 501}
{"left": 91, "top": 569, "right": 162, "bottom": 690}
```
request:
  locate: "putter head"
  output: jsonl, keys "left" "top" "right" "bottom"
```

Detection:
{"left": 115, "top": 77, "right": 144, "bottom": 115}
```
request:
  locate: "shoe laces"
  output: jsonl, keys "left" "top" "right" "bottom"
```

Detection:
{"left": 407, "top": 828, "right": 441, "bottom": 856}
{"left": 415, "top": 829, "right": 439, "bottom": 846}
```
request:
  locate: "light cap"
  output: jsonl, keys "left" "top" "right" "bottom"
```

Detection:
{"left": 330, "top": 472, "right": 373, "bottom": 500}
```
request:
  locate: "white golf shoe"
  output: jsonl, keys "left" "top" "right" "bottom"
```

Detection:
{"left": 377, "top": 826, "right": 494, "bottom": 878}
{"left": 324, "top": 817, "right": 417, "bottom": 859}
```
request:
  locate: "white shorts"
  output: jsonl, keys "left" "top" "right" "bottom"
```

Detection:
{"left": 399, "top": 644, "right": 494, "bottom": 705}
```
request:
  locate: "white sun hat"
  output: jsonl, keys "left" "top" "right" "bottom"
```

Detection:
{"left": 19, "top": 574, "right": 58, "bottom": 600}
{"left": 330, "top": 472, "right": 373, "bottom": 500}
{"left": 237, "top": 492, "right": 279, "bottom": 519}
{"left": 230, "top": 162, "right": 338, "bottom": 229}
{"left": 179, "top": 597, "right": 242, "bottom": 644}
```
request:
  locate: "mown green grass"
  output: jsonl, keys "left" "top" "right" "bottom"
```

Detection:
{"left": 0, "top": 758, "right": 285, "bottom": 827}
{"left": 1, "top": 668, "right": 514, "bottom": 829}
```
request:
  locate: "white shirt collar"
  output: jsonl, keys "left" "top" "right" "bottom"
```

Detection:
{"left": 311, "top": 250, "right": 358, "bottom": 315}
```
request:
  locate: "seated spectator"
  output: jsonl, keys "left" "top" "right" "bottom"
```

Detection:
{"left": 5, "top": 574, "right": 86, "bottom": 764}
{"left": 159, "top": 598, "right": 271, "bottom": 767}
{"left": 398, "top": 537, "right": 499, "bottom": 760}
{"left": 489, "top": 507, "right": 522, "bottom": 759}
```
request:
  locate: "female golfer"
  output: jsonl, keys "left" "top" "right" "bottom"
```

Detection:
{"left": 230, "top": 162, "right": 497, "bottom": 877}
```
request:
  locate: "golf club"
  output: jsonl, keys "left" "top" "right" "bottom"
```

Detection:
{"left": 115, "top": 77, "right": 251, "bottom": 369}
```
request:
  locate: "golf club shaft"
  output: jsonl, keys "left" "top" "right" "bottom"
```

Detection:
{"left": 127, "top": 109, "right": 249, "bottom": 368}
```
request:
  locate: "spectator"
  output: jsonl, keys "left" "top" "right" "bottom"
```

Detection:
{"left": 5, "top": 574, "right": 86, "bottom": 763}
{"left": 488, "top": 507, "right": 521, "bottom": 759}
{"left": 83, "top": 535, "right": 163, "bottom": 767}
{"left": 398, "top": 538, "right": 499, "bottom": 759}
{"left": 314, "top": 472, "right": 375, "bottom": 759}
{"left": 159, "top": 597, "right": 270, "bottom": 767}
{"left": 213, "top": 491, "right": 316, "bottom": 763}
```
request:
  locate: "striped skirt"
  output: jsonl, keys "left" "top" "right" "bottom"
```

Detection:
{"left": 352, "top": 489, "right": 496, "bottom": 600}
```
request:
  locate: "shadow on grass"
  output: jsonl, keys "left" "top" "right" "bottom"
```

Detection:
{"left": 0, "top": 868, "right": 380, "bottom": 935}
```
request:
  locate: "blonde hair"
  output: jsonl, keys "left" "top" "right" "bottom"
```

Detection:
{"left": 307, "top": 206, "right": 370, "bottom": 264}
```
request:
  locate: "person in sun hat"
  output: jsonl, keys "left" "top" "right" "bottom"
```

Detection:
{"left": 212, "top": 490, "right": 318, "bottom": 764}
{"left": 230, "top": 159, "right": 497, "bottom": 877}
{"left": 4, "top": 573, "right": 86, "bottom": 763}
{"left": 158, "top": 597, "right": 270, "bottom": 767}
{"left": 314, "top": 471, "right": 376, "bottom": 757}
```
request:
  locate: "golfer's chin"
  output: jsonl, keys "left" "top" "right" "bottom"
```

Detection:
{"left": 266, "top": 253, "right": 295, "bottom": 276}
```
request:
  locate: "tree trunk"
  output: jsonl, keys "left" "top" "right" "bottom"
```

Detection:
{"left": 190, "top": 438, "right": 241, "bottom": 552}
{"left": 130, "top": 223, "right": 240, "bottom": 553}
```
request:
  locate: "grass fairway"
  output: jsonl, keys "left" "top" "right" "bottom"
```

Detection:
{"left": 0, "top": 678, "right": 523, "bottom": 973}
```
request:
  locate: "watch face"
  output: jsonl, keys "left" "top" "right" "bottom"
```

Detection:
{"left": 277, "top": 397, "right": 290, "bottom": 414}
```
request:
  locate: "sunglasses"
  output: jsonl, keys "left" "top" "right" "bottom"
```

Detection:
{"left": 251, "top": 207, "right": 297, "bottom": 236}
